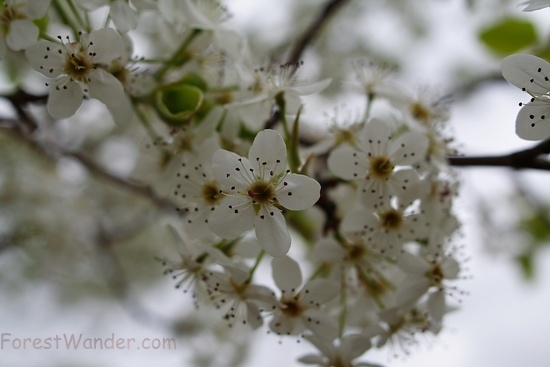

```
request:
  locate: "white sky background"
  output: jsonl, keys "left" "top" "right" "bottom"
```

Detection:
{"left": 2, "top": 1, "right": 550, "bottom": 367}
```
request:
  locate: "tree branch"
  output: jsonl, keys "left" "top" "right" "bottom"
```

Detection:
{"left": 1, "top": 119, "right": 179, "bottom": 211}
{"left": 287, "top": 0, "right": 350, "bottom": 65}
{"left": 448, "top": 139, "right": 550, "bottom": 170}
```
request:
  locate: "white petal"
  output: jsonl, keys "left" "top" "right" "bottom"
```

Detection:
{"left": 269, "top": 312, "right": 303, "bottom": 336}
{"left": 387, "top": 169, "right": 423, "bottom": 203}
{"left": 341, "top": 209, "right": 378, "bottom": 238}
{"left": 208, "top": 196, "right": 254, "bottom": 239}
{"left": 359, "top": 118, "right": 391, "bottom": 156}
{"left": 289, "top": 78, "right": 332, "bottom": 95}
{"left": 255, "top": 206, "right": 291, "bottom": 257}
{"left": 110, "top": 1, "right": 138, "bottom": 32}
{"left": 516, "top": 103, "right": 550, "bottom": 140}
{"left": 88, "top": 28, "right": 125, "bottom": 64}
{"left": 301, "top": 279, "right": 339, "bottom": 306}
{"left": 501, "top": 53, "right": 550, "bottom": 95}
{"left": 24, "top": 0, "right": 52, "bottom": 18}
{"left": 312, "top": 238, "right": 346, "bottom": 263}
{"left": 25, "top": 41, "right": 65, "bottom": 77}
{"left": 88, "top": 68, "right": 125, "bottom": 106}
{"left": 248, "top": 129, "right": 287, "bottom": 178}
{"left": 442, "top": 256, "right": 461, "bottom": 279}
{"left": 327, "top": 145, "right": 366, "bottom": 180}
{"left": 47, "top": 78, "right": 84, "bottom": 119}
{"left": 276, "top": 173, "right": 320, "bottom": 211}
{"left": 427, "top": 290, "right": 446, "bottom": 323}
{"left": 397, "top": 252, "right": 431, "bottom": 275}
{"left": 359, "top": 178, "right": 389, "bottom": 209}
{"left": 6, "top": 20, "right": 38, "bottom": 51}
{"left": 211, "top": 150, "right": 252, "bottom": 191}
{"left": 271, "top": 256, "right": 302, "bottom": 294}
{"left": 245, "top": 301, "right": 263, "bottom": 329}
{"left": 180, "top": 0, "right": 215, "bottom": 29}
{"left": 396, "top": 278, "right": 431, "bottom": 306}
{"left": 340, "top": 333, "right": 372, "bottom": 362}
{"left": 302, "top": 309, "right": 339, "bottom": 341}
{"left": 389, "top": 131, "right": 428, "bottom": 165}
{"left": 303, "top": 334, "right": 337, "bottom": 360}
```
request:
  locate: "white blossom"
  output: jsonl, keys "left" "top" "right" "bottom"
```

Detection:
{"left": 209, "top": 129, "right": 321, "bottom": 257}
{"left": 328, "top": 118, "right": 428, "bottom": 208}
{"left": 267, "top": 256, "right": 339, "bottom": 340}
{"left": 0, "top": 0, "right": 50, "bottom": 59}
{"left": 25, "top": 28, "right": 126, "bottom": 119}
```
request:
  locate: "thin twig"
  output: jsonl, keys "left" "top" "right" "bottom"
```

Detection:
{"left": 287, "top": 0, "right": 350, "bottom": 65}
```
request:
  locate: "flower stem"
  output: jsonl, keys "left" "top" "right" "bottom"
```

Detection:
{"left": 245, "top": 250, "right": 265, "bottom": 284}
{"left": 66, "top": 0, "right": 90, "bottom": 32}
{"left": 154, "top": 29, "right": 202, "bottom": 81}
{"left": 362, "top": 92, "right": 375, "bottom": 124}
{"left": 338, "top": 270, "right": 347, "bottom": 338}
{"left": 52, "top": 0, "right": 80, "bottom": 37}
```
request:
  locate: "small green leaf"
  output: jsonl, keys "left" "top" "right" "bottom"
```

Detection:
{"left": 516, "top": 252, "right": 534, "bottom": 280}
{"left": 479, "top": 18, "right": 537, "bottom": 55}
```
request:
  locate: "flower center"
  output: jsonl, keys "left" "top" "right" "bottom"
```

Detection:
{"left": 0, "top": 5, "right": 24, "bottom": 32}
{"left": 281, "top": 299, "right": 302, "bottom": 317}
{"left": 64, "top": 48, "right": 94, "bottom": 81}
{"left": 426, "top": 264, "right": 444, "bottom": 286}
{"left": 369, "top": 156, "right": 394, "bottom": 179}
{"left": 247, "top": 180, "right": 275, "bottom": 205}
{"left": 411, "top": 102, "right": 431, "bottom": 123}
{"left": 202, "top": 181, "right": 222, "bottom": 206}
{"left": 380, "top": 209, "right": 403, "bottom": 230}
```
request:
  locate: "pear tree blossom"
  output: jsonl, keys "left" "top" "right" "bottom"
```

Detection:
{"left": 209, "top": 129, "right": 321, "bottom": 257}
{"left": 25, "top": 28, "right": 126, "bottom": 119}
{"left": 328, "top": 118, "right": 429, "bottom": 209}
{"left": 501, "top": 53, "right": 550, "bottom": 140}
{"left": 0, "top": 0, "right": 50, "bottom": 59}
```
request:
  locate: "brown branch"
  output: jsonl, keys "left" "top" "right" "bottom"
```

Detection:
{"left": 448, "top": 139, "right": 550, "bottom": 170}
{"left": 1, "top": 119, "right": 179, "bottom": 211}
{"left": 287, "top": 0, "right": 350, "bottom": 65}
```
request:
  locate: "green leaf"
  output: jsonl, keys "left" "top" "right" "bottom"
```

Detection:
{"left": 479, "top": 18, "right": 537, "bottom": 55}
{"left": 516, "top": 252, "right": 534, "bottom": 280}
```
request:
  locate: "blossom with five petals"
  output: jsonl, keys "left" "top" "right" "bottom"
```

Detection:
{"left": 208, "top": 129, "right": 321, "bottom": 257}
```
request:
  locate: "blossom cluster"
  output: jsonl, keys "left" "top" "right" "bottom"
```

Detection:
{"left": 3, "top": 0, "right": 472, "bottom": 365}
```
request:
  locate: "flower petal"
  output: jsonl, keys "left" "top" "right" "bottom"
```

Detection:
{"left": 328, "top": 145, "right": 366, "bottom": 180}
{"left": 47, "top": 78, "right": 84, "bottom": 119}
{"left": 88, "top": 68, "right": 125, "bottom": 106}
{"left": 303, "top": 309, "right": 339, "bottom": 341}
{"left": 516, "top": 102, "right": 550, "bottom": 140}
{"left": 389, "top": 131, "right": 428, "bottom": 165}
{"left": 301, "top": 279, "right": 339, "bottom": 306}
{"left": 359, "top": 118, "right": 391, "bottom": 156}
{"left": 255, "top": 206, "right": 290, "bottom": 257}
{"left": 271, "top": 256, "right": 302, "bottom": 294}
{"left": 88, "top": 28, "right": 125, "bottom": 64}
{"left": 501, "top": 53, "right": 550, "bottom": 96}
{"left": 248, "top": 129, "right": 287, "bottom": 178}
{"left": 25, "top": 41, "right": 65, "bottom": 77}
{"left": 208, "top": 196, "right": 254, "bottom": 239}
{"left": 110, "top": 1, "right": 138, "bottom": 32}
{"left": 276, "top": 173, "right": 320, "bottom": 210}
{"left": 211, "top": 149, "right": 253, "bottom": 191}
{"left": 6, "top": 20, "right": 38, "bottom": 51}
